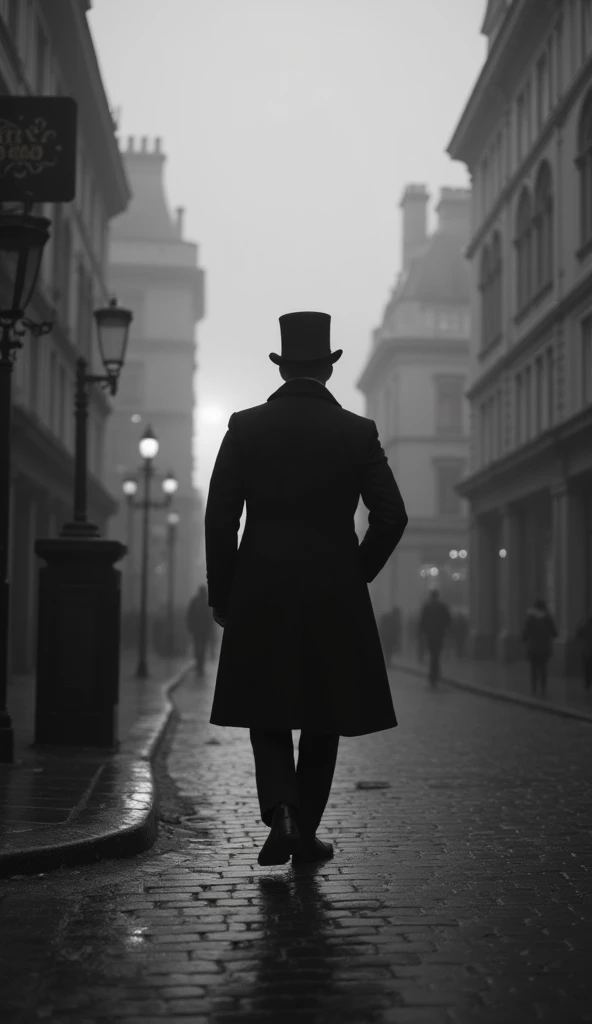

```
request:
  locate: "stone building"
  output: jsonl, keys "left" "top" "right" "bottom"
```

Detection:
{"left": 357, "top": 185, "right": 472, "bottom": 629}
{"left": 104, "top": 136, "right": 205, "bottom": 646}
{"left": 1, "top": 0, "right": 130, "bottom": 673}
{"left": 447, "top": 0, "right": 592, "bottom": 670}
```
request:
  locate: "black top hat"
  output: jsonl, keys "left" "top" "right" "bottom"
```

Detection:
{"left": 269, "top": 311, "right": 343, "bottom": 365}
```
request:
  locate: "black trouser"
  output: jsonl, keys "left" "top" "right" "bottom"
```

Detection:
{"left": 583, "top": 655, "right": 592, "bottom": 690}
{"left": 249, "top": 729, "right": 339, "bottom": 839}
{"left": 427, "top": 642, "right": 442, "bottom": 684}
{"left": 529, "top": 655, "right": 548, "bottom": 693}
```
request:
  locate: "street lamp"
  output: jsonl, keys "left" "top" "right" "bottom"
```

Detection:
{"left": 61, "top": 298, "right": 132, "bottom": 538}
{"left": 0, "top": 202, "right": 51, "bottom": 763}
{"left": 166, "top": 511, "right": 180, "bottom": 658}
{"left": 123, "top": 425, "right": 178, "bottom": 679}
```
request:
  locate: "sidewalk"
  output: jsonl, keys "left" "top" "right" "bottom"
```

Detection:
{"left": 0, "top": 648, "right": 194, "bottom": 877}
{"left": 390, "top": 645, "right": 592, "bottom": 723}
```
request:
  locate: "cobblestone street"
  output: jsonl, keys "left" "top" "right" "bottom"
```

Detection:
{"left": 1, "top": 664, "right": 591, "bottom": 1023}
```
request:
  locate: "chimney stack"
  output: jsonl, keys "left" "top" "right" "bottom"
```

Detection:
{"left": 399, "top": 184, "right": 429, "bottom": 268}
{"left": 436, "top": 187, "right": 471, "bottom": 237}
{"left": 175, "top": 206, "right": 185, "bottom": 237}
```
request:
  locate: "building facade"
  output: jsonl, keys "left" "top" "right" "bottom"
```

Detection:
{"left": 104, "top": 136, "right": 205, "bottom": 647}
{"left": 357, "top": 185, "right": 472, "bottom": 629}
{"left": 1, "top": 0, "right": 130, "bottom": 673}
{"left": 448, "top": 0, "right": 592, "bottom": 670}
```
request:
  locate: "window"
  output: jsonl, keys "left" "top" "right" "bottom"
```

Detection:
{"left": 582, "top": 316, "right": 592, "bottom": 405}
{"left": 555, "top": 20, "right": 563, "bottom": 98}
{"left": 535, "top": 355, "right": 544, "bottom": 432}
{"left": 577, "top": 90, "right": 592, "bottom": 245}
{"left": 53, "top": 214, "right": 72, "bottom": 328}
{"left": 515, "top": 188, "right": 533, "bottom": 310}
{"left": 516, "top": 92, "right": 526, "bottom": 162}
{"left": 536, "top": 52, "right": 550, "bottom": 129}
{"left": 76, "top": 260, "right": 93, "bottom": 361}
{"left": 515, "top": 372, "right": 523, "bottom": 445}
{"left": 49, "top": 350, "right": 56, "bottom": 432}
{"left": 434, "top": 462, "right": 464, "bottom": 516}
{"left": 479, "top": 244, "right": 491, "bottom": 348}
{"left": 435, "top": 376, "right": 464, "bottom": 434}
{"left": 534, "top": 161, "right": 553, "bottom": 291}
{"left": 490, "top": 232, "right": 502, "bottom": 342}
{"left": 6, "top": 0, "right": 18, "bottom": 38}
{"left": 524, "top": 365, "right": 532, "bottom": 441}
{"left": 582, "top": 0, "right": 592, "bottom": 60}
{"left": 496, "top": 387, "right": 503, "bottom": 457}
{"left": 58, "top": 365, "right": 66, "bottom": 441}
{"left": 36, "top": 23, "right": 47, "bottom": 92}
{"left": 546, "top": 346, "right": 555, "bottom": 427}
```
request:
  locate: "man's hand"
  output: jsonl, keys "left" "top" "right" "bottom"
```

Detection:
{"left": 213, "top": 608, "right": 226, "bottom": 628}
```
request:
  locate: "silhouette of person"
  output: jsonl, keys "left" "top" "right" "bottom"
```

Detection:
{"left": 521, "top": 597, "right": 557, "bottom": 697}
{"left": 205, "top": 312, "right": 408, "bottom": 866}
{"left": 418, "top": 589, "right": 451, "bottom": 686}
{"left": 575, "top": 612, "right": 592, "bottom": 690}
{"left": 185, "top": 585, "right": 214, "bottom": 676}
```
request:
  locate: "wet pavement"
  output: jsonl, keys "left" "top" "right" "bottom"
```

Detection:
{"left": 1, "top": 661, "right": 591, "bottom": 1023}
{"left": 0, "top": 655, "right": 191, "bottom": 875}
{"left": 391, "top": 646, "right": 592, "bottom": 722}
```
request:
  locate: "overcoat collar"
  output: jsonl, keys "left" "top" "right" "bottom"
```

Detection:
{"left": 267, "top": 377, "right": 341, "bottom": 407}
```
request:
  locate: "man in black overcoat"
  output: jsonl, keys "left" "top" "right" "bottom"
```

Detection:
{"left": 205, "top": 312, "right": 408, "bottom": 866}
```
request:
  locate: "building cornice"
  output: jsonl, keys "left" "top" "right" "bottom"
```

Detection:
{"left": 44, "top": 0, "right": 130, "bottom": 218}
{"left": 357, "top": 336, "right": 470, "bottom": 394}
{"left": 466, "top": 263, "right": 592, "bottom": 401}
{"left": 447, "top": 0, "right": 554, "bottom": 167}
{"left": 457, "top": 403, "right": 592, "bottom": 503}
{"left": 464, "top": 51, "right": 592, "bottom": 259}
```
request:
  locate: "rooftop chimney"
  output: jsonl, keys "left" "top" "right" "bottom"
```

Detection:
{"left": 175, "top": 206, "right": 185, "bottom": 237}
{"left": 436, "top": 187, "right": 471, "bottom": 237}
{"left": 399, "top": 184, "right": 429, "bottom": 269}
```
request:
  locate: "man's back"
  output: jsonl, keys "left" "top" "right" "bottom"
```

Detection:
{"left": 204, "top": 375, "right": 408, "bottom": 737}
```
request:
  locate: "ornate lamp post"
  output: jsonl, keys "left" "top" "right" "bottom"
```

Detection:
{"left": 166, "top": 511, "right": 180, "bottom": 657}
{"left": 61, "top": 298, "right": 132, "bottom": 538}
{"left": 123, "top": 426, "right": 178, "bottom": 679}
{"left": 0, "top": 203, "right": 51, "bottom": 763}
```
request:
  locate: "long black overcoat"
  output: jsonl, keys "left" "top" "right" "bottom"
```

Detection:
{"left": 204, "top": 378, "right": 408, "bottom": 736}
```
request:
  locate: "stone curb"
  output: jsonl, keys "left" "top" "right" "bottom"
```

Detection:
{"left": 390, "top": 658, "right": 592, "bottom": 725}
{"left": 0, "top": 660, "right": 194, "bottom": 879}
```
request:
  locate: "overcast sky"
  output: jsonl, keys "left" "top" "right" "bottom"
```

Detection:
{"left": 88, "top": 0, "right": 487, "bottom": 495}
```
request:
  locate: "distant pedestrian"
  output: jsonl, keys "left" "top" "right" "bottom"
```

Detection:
{"left": 186, "top": 585, "right": 214, "bottom": 676}
{"left": 418, "top": 590, "right": 451, "bottom": 686}
{"left": 452, "top": 608, "right": 469, "bottom": 658}
{"left": 521, "top": 598, "right": 557, "bottom": 697}
{"left": 575, "top": 612, "right": 592, "bottom": 690}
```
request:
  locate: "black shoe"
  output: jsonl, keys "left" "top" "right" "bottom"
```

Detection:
{"left": 258, "top": 802, "right": 301, "bottom": 866}
{"left": 292, "top": 837, "right": 334, "bottom": 864}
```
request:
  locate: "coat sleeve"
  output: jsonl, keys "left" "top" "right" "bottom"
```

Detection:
{"left": 357, "top": 420, "right": 408, "bottom": 584}
{"left": 204, "top": 413, "right": 245, "bottom": 613}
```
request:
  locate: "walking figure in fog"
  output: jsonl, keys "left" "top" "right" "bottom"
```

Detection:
{"left": 418, "top": 589, "right": 451, "bottom": 686}
{"left": 575, "top": 612, "right": 592, "bottom": 690}
{"left": 205, "top": 312, "right": 408, "bottom": 867}
{"left": 521, "top": 597, "right": 557, "bottom": 697}
{"left": 186, "top": 585, "right": 214, "bottom": 676}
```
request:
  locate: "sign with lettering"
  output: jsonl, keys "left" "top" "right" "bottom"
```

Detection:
{"left": 0, "top": 97, "right": 77, "bottom": 202}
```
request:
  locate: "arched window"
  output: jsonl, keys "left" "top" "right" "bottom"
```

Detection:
{"left": 515, "top": 188, "right": 533, "bottom": 311}
{"left": 490, "top": 231, "right": 502, "bottom": 342}
{"left": 577, "top": 90, "right": 592, "bottom": 245}
{"left": 534, "top": 161, "right": 553, "bottom": 289}
{"left": 479, "top": 244, "right": 491, "bottom": 348}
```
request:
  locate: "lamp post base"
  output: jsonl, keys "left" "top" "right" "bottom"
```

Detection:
{"left": 0, "top": 716, "right": 14, "bottom": 764}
